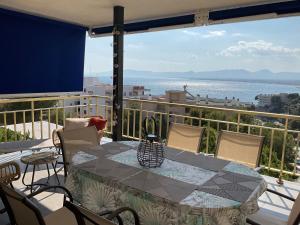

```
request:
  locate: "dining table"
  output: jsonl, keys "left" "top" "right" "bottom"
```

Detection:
{"left": 65, "top": 141, "right": 267, "bottom": 225}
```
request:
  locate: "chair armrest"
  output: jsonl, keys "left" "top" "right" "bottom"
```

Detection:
{"left": 0, "top": 161, "right": 21, "bottom": 183}
{"left": 266, "top": 188, "right": 296, "bottom": 201}
{"left": 98, "top": 210, "right": 123, "bottom": 224}
{"left": 246, "top": 218, "right": 261, "bottom": 225}
{"left": 64, "top": 201, "right": 124, "bottom": 225}
{"left": 26, "top": 185, "right": 73, "bottom": 202}
{"left": 106, "top": 207, "right": 140, "bottom": 225}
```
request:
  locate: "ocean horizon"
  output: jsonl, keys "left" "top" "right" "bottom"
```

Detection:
{"left": 90, "top": 74, "right": 300, "bottom": 103}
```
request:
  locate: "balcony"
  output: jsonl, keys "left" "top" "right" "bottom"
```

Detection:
{"left": 0, "top": 95, "right": 300, "bottom": 224}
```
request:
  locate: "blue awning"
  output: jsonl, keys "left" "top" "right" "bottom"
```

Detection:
{"left": 0, "top": 8, "right": 87, "bottom": 96}
{"left": 91, "top": 0, "right": 300, "bottom": 36}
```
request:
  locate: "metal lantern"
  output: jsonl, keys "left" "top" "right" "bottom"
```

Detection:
{"left": 137, "top": 116, "right": 164, "bottom": 168}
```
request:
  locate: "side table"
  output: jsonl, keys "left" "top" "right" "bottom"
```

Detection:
{"left": 21, "top": 151, "right": 60, "bottom": 193}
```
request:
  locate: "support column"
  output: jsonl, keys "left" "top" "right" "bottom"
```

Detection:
{"left": 112, "top": 6, "right": 124, "bottom": 141}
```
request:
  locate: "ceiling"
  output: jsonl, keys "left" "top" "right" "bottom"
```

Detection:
{"left": 0, "top": 0, "right": 289, "bottom": 28}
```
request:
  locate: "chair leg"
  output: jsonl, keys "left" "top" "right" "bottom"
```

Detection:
{"left": 9, "top": 182, "right": 14, "bottom": 189}
{"left": 31, "top": 165, "right": 36, "bottom": 193}
{"left": 22, "top": 164, "right": 29, "bottom": 186}
{"left": 52, "top": 162, "right": 60, "bottom": 185}
{"left": 46, "top": 163, "right": 51, "bottom": 183}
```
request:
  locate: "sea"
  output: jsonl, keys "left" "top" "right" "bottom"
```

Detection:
{"left": 95, "top": 75, "right": 300, "bottom": 104}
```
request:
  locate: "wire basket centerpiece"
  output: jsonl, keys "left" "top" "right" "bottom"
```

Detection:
{"left": 137, "top": 116, "right": 164, "bottom": 168}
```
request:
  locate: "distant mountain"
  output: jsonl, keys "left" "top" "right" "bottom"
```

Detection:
{"left": 90, "top": 69, "right": 300, "bottom": 83}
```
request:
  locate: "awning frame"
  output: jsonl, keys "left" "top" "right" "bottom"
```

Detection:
{"left": 90, "top": 0, "right": 300, "bottom": 37}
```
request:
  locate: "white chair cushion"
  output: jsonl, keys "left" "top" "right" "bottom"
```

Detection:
{"left": 64, "top": 118, "right": 90, "bottom": 131}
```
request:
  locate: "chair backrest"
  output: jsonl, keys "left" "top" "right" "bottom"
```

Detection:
{"left": 64, "top": 118, "right": 90, "bottom": 131}
{"left": 57, "top": 126, "right": 100, "bottom": 176}
{"left": 167, "top": 123, "right": 205, "bottom": 153}
{"left": 288, "top": 193, "right": 300, "bottom": 225}
{"left": 64, "top": 201, "right": 115, "bottom": 225}
{"left": 0, "top": 183, "right": 45, "bottom": 225}
{"left": 216, "top": 130, "right": 264, "bottom": 168}
{"left": 52, "top": 128, "right": 63, "bottom": 148}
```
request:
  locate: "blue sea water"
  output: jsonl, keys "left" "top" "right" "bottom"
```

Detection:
{"left": 96, "top": 75, "right": 300, "bottom": 103}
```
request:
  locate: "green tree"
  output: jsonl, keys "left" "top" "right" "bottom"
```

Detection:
{"left": 0, "top": 128, "right": 30, "bottom": 142}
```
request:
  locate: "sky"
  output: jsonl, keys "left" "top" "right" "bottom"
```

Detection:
{"left": 84, "top": 16, "right": 300, "bottom": 74}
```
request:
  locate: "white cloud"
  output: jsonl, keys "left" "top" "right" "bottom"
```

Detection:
{"left": 202, "top": 30, "right": 226, "bottom": 38}
{"left": 232, "top": 33, "right": 245, "bottom": 37}
{"left": 182, "top": 30, "right": 226, "bottom": 38}
{"left": 219, "top": 40, "right": 300, "bottom": 57}
{"left": 182, "top": 30, "right": 200, "bottom": 36}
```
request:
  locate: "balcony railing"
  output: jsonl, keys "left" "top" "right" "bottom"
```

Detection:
{"left": 1, "top": 95, "right": 300, "bottom": 180}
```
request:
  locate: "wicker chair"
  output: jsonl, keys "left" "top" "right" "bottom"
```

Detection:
{"left": 216, "top": 130, "right": 264, "bottom": 169}
{"left": 166, "top": 123, "right": 205, "bottom": 153}
{"left": 0, "top": 161, "right": 20, "bottom": 188}
{"left": 57, "top": 126, "right": 100, "bottom": 177}
{"left": 0, "top": 183, "right": 140, "bottom": 225}
{"left": 247, "top": 189, "right": 300, "bottom": 225}
{"left": 52, "top": 128, "right": 63, "bottom": 152}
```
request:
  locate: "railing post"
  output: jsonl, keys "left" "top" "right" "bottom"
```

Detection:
{"left": 139, "top": 102, "right": 143, "bottom": 140}
{"left": 95, "top": 96, "right": 99, "bottom": 116}
{"left": 159, "top": 113, "right": 162, "bottom": 138}
{"left": 23, "top": 111, "right": 26, "bottom": 140}
{"left": 13, "top": 112, "right": 17, "bottom": 140}
{"left": 259, "top": 127, "right": 263, "bottom": 136}
{"left": 127, "top": 109, "right": 130, "bottom": 136}
{"left": 278, "top": 118, "right": 289, "bottom": 185}
{"left": 31, "top": 101, "right": 35, "bottom": 139}
{"left": 133, "top": 110, "right": 136, "bottom": 138}
{"left": 122, "top": 107, "right": 125, "bottom": 136}
{"left": 166, "top": 105, "right": 170, "bottom": 137}
{"left": 199, "top": 110, "right": 202, "bottom": 126}
{"left": 55, "top": 107, "right": 58, "bottom": 129}
{"left": 111, "top": 104, "right": 113, "bottom": 134}
{"left": 48, "top": 109, "right": 51, "bottom": 138}
{"left": 206, "top": 121, "right": 210, "bottom": 154}
{"left": 87, "top": 96, "right": 91, "bottom": 117}
{"left": 104, "top": 104, "right": 108, "bottom": 130}
{"left": 237, "top": 113, "right": 240, "bottom": 132}
{"left": 268, "top": 129, "right": 274, "bottom": 171}
{"left": 294, "top": 133, "right": 300, "bottom": 175}
{"left": 63, "top": 99, "right": 66, "bottom": 127}
{"left": 80, "top": 96, "right": 83, "bottom": 118}
{"left": 40, "top": 109, "right": 43, "bottom": 139}
{"left": 146, "top": 112, "right": 149, "bottom": 130}
{"left": 3, "top": 113, "right": 7, "bottom": 142}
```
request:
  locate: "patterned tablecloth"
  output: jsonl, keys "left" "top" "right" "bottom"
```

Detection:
{"left": 65, "top": 141, "right": 267, "bottom": 225}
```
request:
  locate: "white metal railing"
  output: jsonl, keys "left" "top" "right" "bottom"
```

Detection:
{"left": 1, "top": 95, "right": 300, "bottom": 180}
